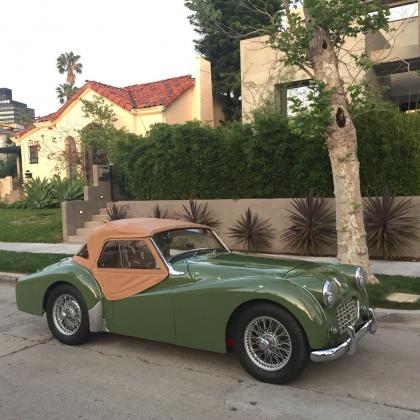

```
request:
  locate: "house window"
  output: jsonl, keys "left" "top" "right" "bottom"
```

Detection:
{"left": 275, "top": 80, "right": 312, "bottom": 116}
{"left": 29, "top": 145, "right": 38, "bottom": 164}
{"left": 388, "top": 2, "right": 418, "bottom": 22}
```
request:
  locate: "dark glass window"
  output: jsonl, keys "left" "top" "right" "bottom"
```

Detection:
{"left": 76, "top": 244, "right": 89, "bottom": 259}
{"left": 97, "top": 240, "right": 158, "bottom": 269}
{"left": 120, "top": 240, "right": 158, "bottom": 269}
{"left": 97, "top": 241, "right": 122, "bottom": 268}
{"left": 29, "top": 145, "right": 38, "bottom": 164}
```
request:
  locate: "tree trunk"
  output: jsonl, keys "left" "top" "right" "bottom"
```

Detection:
{"left": 67, "top": 71, "right": 75, "bottom": 86}
{"left": 303, "top": 12, "right": 378, "bottom": 284}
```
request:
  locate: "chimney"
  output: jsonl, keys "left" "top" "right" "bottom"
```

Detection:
{"left": 192, "top": 57, "right": 215, "bottom": 126}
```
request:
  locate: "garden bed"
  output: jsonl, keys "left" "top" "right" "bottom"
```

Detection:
{"left": 368, "top": 275, "right": 420, "bottom": 310}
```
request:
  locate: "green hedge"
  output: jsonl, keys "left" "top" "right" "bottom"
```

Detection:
{"left": 111, "top": 105, "right": 420, "bottom": 200}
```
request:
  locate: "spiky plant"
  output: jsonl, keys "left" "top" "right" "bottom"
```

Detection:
{"left": 177, "top": 200, "right": 221, "bottom": 228}
{"left": 228, "top": 208, "right": 275, "bottom": 252}
{"left": 152, "top": 204, "right": 168, "bottom": 219}
{"left": 281, "top": 195, "right": 336, "bottom": 256}
{"left": 104, "top": 202, "right": 128, "bottom": 222}
{"left": 364, "top": 187, "right": 420, "bottom": 259}
{"left": 23, "top": 177, "right": 55, "bottom": 209}
{"left": 50, "top": 176, "right": 84, "bottom": 203}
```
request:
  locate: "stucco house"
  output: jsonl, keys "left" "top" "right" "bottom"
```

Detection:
{"left": 240, "top": 0, "right": 420, "bottom": 121}
{"left": 12, "top": 57, "right": 223, "bottom": 183}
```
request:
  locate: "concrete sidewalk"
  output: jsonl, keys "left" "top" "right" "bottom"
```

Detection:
{"left": 0, "top": 241, "right": 79, "bottom": 255}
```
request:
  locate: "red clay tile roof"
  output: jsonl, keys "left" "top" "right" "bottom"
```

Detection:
{"left": 14, "top": 75, "right": 195, "bottom": 139}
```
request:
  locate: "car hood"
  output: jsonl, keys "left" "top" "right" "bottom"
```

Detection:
{"left": 181, "top": 252, "right": 298, "bottom": 278}
{"left": 178, "top": 252, "right": 357, "bottom": 294}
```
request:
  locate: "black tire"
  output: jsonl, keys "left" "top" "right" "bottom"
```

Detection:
{"left": 46, "top": 284, "right": 90, "bottom": 346}
{"left": 233, "top": 303, "right": 309, "bottom": 384}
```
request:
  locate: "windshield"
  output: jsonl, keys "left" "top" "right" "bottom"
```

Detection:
{"left": 152, "top": 228, "right": 228, "bottom": 263}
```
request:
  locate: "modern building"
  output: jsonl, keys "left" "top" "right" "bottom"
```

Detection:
{"left": 0, "top": 88, "right": 34, "bottom": 126}
{"left": 240, "top": 0, "right": 420, "bottom": 120}
{"left": 12, "top": 57, "right": 223, "bottom": 183}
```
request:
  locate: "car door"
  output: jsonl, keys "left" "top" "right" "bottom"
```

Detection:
{"left": 92, "top": 238, "right": 175, "bottom": 344}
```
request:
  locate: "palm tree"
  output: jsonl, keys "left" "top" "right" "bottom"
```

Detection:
{"left": 56, "top": 52, "right": 83, "bottom": 85}
{"left": 56, "top": 83, "right": 78, "bottom": 104}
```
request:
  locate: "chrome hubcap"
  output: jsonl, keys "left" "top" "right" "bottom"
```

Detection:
{"left": 52, "top": 294, "right": 81, "bottom": 336}
{"left": 244, "top": 316, "right": 292, "bottom": 371}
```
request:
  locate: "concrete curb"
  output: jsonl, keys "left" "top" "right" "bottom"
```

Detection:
{"left": 0, "top": 272, "right": 21, "bottom": 283}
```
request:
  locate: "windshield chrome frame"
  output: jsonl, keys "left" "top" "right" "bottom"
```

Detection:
{"left": 150, "top": 228, "right": 230, "bottom": 275}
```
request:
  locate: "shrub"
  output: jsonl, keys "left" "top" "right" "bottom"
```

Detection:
{"left": 23, "top": 178, "right": 55, "bottom": 209}
{"left": 228, "top": 208, "right": 275, "bottom": 252}
{"left": 104, "top": 202, "right": 128, "bottom": 221}
{"left": 50, "top": 176, "right": 84, "bottom": 203}
{"left": 281, "top": 194, "right": 336, "bottom": 256}
{"left": 151, "top": 204, "right": 168, "bottom": 219}
{"left": 177, "top": 200, "right": 221, "bottom": 228}
{"left": 364, "top": 187, "right": 420, "bottom": 259}
{"left": 17, "top": 176, "right": 85, "bottom": 209}
{"left": 108, "top": 103, "right": 420, "bottom": 200}
{"left": 355, "top": 102, "right": 420, "bottom": 196}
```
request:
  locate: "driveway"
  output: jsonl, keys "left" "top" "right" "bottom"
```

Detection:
{"left": 1, "top": 282, "right": 419, "bottom": 420}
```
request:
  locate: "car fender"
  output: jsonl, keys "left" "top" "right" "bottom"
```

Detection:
{"left": 249, "top": 278, "right": 329, "bottom": 350}
{"left": 16, "top": 260, "right": 104, "bottom": 332}
{"left": 173, "top": 275, "right": 329, "bottom": 353}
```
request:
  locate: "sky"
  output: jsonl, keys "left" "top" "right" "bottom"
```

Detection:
{"left": 1, "top": 0, "right": 197, "bottom": 116}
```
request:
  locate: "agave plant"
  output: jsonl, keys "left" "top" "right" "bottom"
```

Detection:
{"left": 228, "top": 208, "right": 275, "bottom": 252}
{"left": 281, "top": 195, "right": 336, "bottom": 256}
{"left": 364, "top": 187, "right": 420, "bottom": 259}
{"left": 50, "top": 176, "right": 84, "bottom": 203}
{"left": 177, "top": 200, "right": 221, "bottom": 228}
{"left": 23, "top": 177, "right": 55, "bottom": 209}
{"left": 151, "top": 204, "right": 168, "bottom": 219}
{"left": 104, "top": 202, "right": 128, "bottom": 222}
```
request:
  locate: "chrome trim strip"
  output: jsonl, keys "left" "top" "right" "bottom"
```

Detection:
{"left": 150, "top": 237, "right": 185, "bottom": 276}
{"left": 212, "top": 230, "right": 231, "bottom": 253}
{"left": 88, "top": 301, "right": 105, "bottom": 332}
{"left": 310, "top": 308, "right": 376, "bottom": 363}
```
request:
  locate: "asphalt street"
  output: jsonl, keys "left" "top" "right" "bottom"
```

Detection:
{"left": 1, "top": 282, "right": 420, "bottom": 420}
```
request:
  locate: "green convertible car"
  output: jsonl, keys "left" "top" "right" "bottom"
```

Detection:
{"left": 16, "top": 218, "right": 376, "bottom": 384}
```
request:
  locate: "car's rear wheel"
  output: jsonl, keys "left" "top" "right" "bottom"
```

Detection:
{"left": 46, "top": 284, "right": 90, "bottom": 345}
{"left": 233, "top": 303, "right": 309, "bottom": 384}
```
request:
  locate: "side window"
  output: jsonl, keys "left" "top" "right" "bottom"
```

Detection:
{"left": 119, "top": 240, "right": 158, "bottom": 269}
{"left": 97, "top": 241, "right": 122, "bottom": 268}
{"left": 76, "top": 243, "right": 89, "bottom": 259}
{"left": 97, "top": 240, "right": 158, "bottom": 269}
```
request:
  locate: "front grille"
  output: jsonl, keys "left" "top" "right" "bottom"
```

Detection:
{"left": 336, "top": 297, "right": 359, "bottom": 333}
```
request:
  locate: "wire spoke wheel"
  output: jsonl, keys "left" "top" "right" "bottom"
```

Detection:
{"left": 244, "top": 316, "right": 292, "bottom": 371}
{"left": 52, "top": 294, "right": 82, "bottom": 336}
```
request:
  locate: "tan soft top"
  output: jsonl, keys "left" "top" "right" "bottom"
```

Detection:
{"left": 90, "top": 218, "right": 207, "bottom": 241}
{"left": 73, "top": 218, "right": 208, "bottom": 300}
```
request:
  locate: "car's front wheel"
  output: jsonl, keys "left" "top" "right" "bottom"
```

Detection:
{"left": 233, "top": 303, "right": 309, "bottom": 384}
{"left": 46, "top": 284, "right": 90, "bottom": 345}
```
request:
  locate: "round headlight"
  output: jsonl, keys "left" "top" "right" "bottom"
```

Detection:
{"left": 355, "top": 266, "right": 368, "bottom": 289}
{"left": 322, "top": 280, "right": 338, "bottom": 308}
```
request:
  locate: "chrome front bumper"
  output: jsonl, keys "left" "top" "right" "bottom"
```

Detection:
{"left": 310, "top": 308, "right": 377, "bottom": 363}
